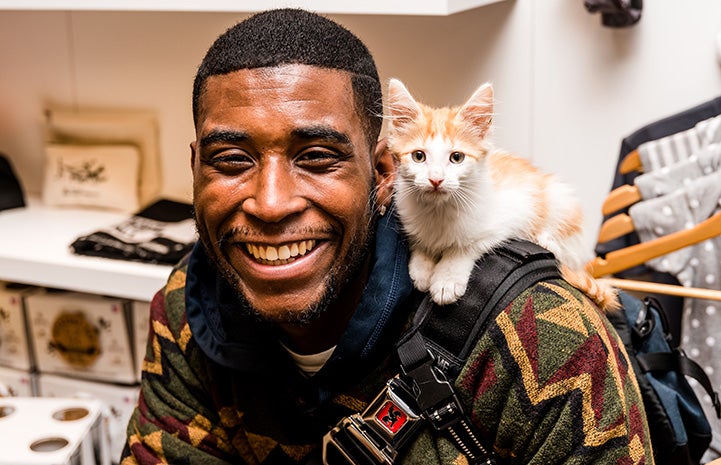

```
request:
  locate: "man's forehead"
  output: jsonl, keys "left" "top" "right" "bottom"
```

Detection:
{"left": 203, "top": 64, "right": 354, "bottom": 96}
{"left": 196, "top": 65, "right": 357, "bottom": 122}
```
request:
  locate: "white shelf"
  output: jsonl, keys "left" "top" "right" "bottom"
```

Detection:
{"left": 0, "top": 202, "right": 173, "bottom": 302}
{"left": 0, "top": 0, "right": 506, "bottom": 15}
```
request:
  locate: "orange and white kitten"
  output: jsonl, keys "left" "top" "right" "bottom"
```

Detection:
{"left": 387, "top": 78, "right": 618, "bottom": 311}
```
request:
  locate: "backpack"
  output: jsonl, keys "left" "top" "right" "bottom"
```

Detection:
{"left": 607, "top": 293, "right": 719, "bottom": 465}
{"left": 397, "top": 240, "right": 719, "bottom": 465}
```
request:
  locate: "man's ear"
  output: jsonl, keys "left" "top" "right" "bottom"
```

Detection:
{"left": 190, "top": 141, "right": 197, "bottom": 171}
{"left": 373, "top": 138, "right": 396, "bottom": 210}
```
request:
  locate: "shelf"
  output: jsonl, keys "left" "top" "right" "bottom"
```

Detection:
{"left": 0, "top": 202, "right": 173, "bottom": 302}
{"left": 0, "top": 0, "right": 507, "bottom": 15}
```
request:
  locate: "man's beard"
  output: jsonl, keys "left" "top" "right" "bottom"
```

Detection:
{"left": 194, "top": 198, "right": 378, "bottom": 325}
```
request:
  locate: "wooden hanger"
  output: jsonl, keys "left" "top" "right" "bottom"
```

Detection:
{"left": 601, "top": 277, "right": 721, "bottom": 301}
{"left": 597, "top": 213, "right": 635, "bottom": 243}
{"left": 619, "top": 149, "right": 642, "bottom": 174}
{"left": 601, "top": 184, "right": 643, "bottom": 216}
{"left": 586, "top": 209, "right": 721, "bottom": 278}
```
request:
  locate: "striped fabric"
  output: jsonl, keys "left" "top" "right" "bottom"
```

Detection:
{"left": 638, "top": 115, "right": 721, "bottom": 172}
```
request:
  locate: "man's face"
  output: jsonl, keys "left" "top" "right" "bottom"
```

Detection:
{"left": 191, "top": 64, "right": 382, "bottom": 324}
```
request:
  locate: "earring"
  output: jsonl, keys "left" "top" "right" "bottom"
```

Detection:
{"left": 379, "top": 204, "right": 387, "bottom": 217}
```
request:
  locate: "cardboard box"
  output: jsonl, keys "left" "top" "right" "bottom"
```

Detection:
{"left": 0, "top": 283, "right": 38, "bottom": 370}
{"left": 130, "top": 301, "right": 150, "bottom": 382}
{"left": 0, "top": 365, "right": 36, "bottom": 397}
{"left": 38, "top": 374, "right": 139, "bottom": 464}
{"left": 26, "top": 292, "right": 136, "bottom": 384}
{"left": 0, "top": 396, "right": 107, "bottom": 465}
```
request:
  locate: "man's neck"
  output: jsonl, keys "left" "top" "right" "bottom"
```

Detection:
{"left": 279, "top": 259, "right": 371, "bottom": 355}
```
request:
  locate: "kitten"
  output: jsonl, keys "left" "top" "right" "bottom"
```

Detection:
{"left": 387, "top": 78, "right": 619, "bottom": 311}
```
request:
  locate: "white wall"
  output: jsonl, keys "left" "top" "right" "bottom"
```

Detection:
{"left": 1, "top": 1, "right": 720, "bottom": 250}
{"left": 532, "top": 1, "right": 721, "bottom": 249}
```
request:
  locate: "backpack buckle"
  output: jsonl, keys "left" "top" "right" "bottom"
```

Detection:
{"left": 401, "top": 359, "right": 497, "bottom": 464}
{"left": 633, "top": 298, "right": 656, "bottom": 340}
{"left": 401, "top": 359, "right": 462, "bottom": 430}
{"left": 322, "top": 377, "right": 423, "bottom": 465}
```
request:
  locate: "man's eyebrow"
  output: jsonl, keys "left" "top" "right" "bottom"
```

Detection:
{"left": 199, "top": 126, "right": 354, "bottom": 149}
{"left": 291, "top": 126, "right": 353, "bottom": 148}
{"left": 199, "top": 129, "right": 250, "bottom": 148}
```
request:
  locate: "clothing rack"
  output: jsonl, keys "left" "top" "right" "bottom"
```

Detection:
{"left": 593, "top": 96, "right": 721, "bottom": 460}
{"left": 588, "top": 210, "right": 721, "bottom": 278}
{"left": 601, "top": 278, "right": 721, "bottom": 301}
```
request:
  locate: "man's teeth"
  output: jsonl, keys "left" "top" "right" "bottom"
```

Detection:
{"left": 246, "top": 240, "right": 316, "bottom": 264}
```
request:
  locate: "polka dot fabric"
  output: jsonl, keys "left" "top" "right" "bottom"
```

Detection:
{"left": 629, "top": 174, "right": 721, "bottom": 457}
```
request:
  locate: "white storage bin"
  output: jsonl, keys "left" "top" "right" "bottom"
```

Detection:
{"left": 0, "top": 396, "right": 108, "bottom": 465}
{"left": 0, "top": 283, "right": 38, "bottom": 370}
{"left": 38, "top": 374, "right": 139, "bottom": 464}
{"left": 26, "top": 292, "right": 135, "bottom": 384}
{"left": 0, "top": 365, "right": 37, "bottom": 397}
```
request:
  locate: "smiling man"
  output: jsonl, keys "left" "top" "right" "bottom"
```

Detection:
{"left": 191, "top": 64, "right": 386, "bottom": 353}
{"left": 122, "top": 8, "right": 653, "bottom": 465}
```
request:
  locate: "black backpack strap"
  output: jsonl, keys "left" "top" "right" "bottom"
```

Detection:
{"left": 638, "top": 350, "right": 721, "bottom": 419}
{"left": 408, "top": 240, "right": 562, "bottom": 371}
{"left": 396, "top": 240, "right": 562, "bottom": 463}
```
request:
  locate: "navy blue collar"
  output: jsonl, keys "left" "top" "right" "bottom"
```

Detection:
{"left": 185, "top": 213, "right": 415, "bottom": 374}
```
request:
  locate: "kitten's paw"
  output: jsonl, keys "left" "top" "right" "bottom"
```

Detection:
{"left": 429, "top": 277, "right": 468, "bottom": 306}
{"left": 409, "top": 253, "right": 434, "bottom": 292}
{"left": 428, "top": 255, "right": 475, "bottom": 305}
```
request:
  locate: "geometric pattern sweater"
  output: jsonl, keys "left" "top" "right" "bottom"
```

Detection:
{"left": 122, "top": 257, "right": 654, "bottom": 464}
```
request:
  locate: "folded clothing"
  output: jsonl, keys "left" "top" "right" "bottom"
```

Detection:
{"left": 70, "top": 199, "right": 196, "bottom": 265}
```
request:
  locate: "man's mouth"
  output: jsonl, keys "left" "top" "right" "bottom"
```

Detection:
{"left": 245, "top": 240, "right": 317, "bottom": 265}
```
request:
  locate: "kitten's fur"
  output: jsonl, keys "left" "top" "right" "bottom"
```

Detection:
{"left": 387, "top": 78, "right": 619, "bottom": 311}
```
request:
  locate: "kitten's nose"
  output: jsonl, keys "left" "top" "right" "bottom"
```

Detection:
{"left": 429, "top": 178, "right": 443, "bottom": 189}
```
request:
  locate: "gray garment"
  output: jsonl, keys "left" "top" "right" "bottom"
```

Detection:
{"left": 629, "top": 174, "right": 721, "bottom": 455}
{"left": 635, "top": 143, "right": 721, "bottom": 200}
{"left": 638, "top": 114, "right": 721, "bottom": 172}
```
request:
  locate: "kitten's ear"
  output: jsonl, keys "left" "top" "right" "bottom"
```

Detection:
{"left": 457, "top": 82, "right": 494, "bottom": 137}
{"left": 388, "top": 78, "right": 422, "bottom": 132}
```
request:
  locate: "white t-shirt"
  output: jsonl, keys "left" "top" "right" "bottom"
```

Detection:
{"left": 283, "top": 344, "right": 336, "bottom": 377}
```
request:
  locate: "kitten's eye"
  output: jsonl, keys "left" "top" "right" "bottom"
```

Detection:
{"left": 411, "top": 150, "right": 426, "bottom": 163}
{"left": 449, "top": 151, "right": 465, "bottom": 164}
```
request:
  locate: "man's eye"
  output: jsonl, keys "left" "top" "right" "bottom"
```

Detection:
{"left": 296, "top": 150, "right": 342, "bottom": 169}
{"left": 206, "top": 152, "right": 254, "bottom": 171}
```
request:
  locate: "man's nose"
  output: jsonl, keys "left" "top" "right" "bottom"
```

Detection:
{"left": 241, "top": 159, "right": 307, "bottom": 222}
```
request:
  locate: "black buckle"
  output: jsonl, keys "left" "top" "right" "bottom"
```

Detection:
{"left": 402, "top": 358, "right": 497, "bottom": 465}
{"left": 401, "top": 359, "right": 463, "bottom": 430}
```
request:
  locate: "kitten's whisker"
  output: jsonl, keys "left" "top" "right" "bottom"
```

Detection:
{"left": 451, "top": 188, "right": 475, "bottom": 212}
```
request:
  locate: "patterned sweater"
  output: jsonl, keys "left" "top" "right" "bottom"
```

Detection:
{"left": 122, "top": 218, "right": 654, "bottom": 464}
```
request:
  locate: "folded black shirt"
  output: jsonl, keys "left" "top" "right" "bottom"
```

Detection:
{"left": 70, "top": 199, "right": 196, "bottom": 266}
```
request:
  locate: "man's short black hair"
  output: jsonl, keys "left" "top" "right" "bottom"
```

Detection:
{"left": 193, "top": 8, "right": 383, "bottom": 148}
